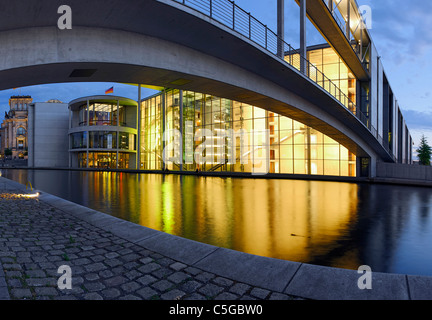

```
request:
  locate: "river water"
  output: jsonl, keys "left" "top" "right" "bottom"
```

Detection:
{"left": 2, "top": 168, "right": 432, "bottom": 276}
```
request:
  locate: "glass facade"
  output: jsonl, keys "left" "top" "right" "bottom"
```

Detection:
{"left": 78, "top": 102, "right": 127, "bottom": 127}
{"left": 77, "top": 152, "right": 130, "bottom": 169}
{"left": 140, "top": 89, "right": 356, "bottom": 177}
{"left": 307, "top": 47, "right": 357, "bottom": 109}
{"left": 285, "top": 46, "right": 357, "bottom": 113}
{"left": 69, "top": 97, "right": 138, "bottom": 170}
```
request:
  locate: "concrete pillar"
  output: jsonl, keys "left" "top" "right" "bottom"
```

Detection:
{"left": 179, "top": 90, "right": 183, "bottom": 171}
{"left": 162, "top": 89, "right": 166, "bottom": 171}
{"left": 346, "top": 0, "right": 350, "bottom": 40}
{"left": 300, "top": 0, "right": 307, "bottom": 74}
{"left": 86, "top": 99, "right": 89, "bottom": 169}
{"left": 116, "top": 100, "right": 119, "bottom": 170}
{"left": 137, "top": 84, "right": 141, "bottom": 170}
{"left": 277, "top": 0, "right": 284, "bottom": 59}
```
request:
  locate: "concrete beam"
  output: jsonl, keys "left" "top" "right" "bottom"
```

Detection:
{"left": 0, "top": 0, "right": 394, "bottom": 166}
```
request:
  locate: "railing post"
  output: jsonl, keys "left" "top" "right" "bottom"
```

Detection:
{"left": 248, "top": 12, "right": 251, "bottom": 39}
{"left": 265, "top": 26, "right": 268, "bottom": 49}
{"left": 210, "top": 0, "right": 212, "bottom": 18}
{"left": 232, "top": 1, "right": 235, "bottom": 30}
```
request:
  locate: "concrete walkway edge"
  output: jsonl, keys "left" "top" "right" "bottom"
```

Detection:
{"left": 1, "top": 176, "right": 432, "bottom": 300}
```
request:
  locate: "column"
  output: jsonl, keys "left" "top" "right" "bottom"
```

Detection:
{"left": 162, "top": 90, "right": 166, "bottom": 171}
{"left": 346, "top": 0, "right": 350, "bottom": 40}
{"left": 137, "top": 84, "right": 141, "bottom": 170}
{"left": 300, "top": 0, "right": 307, "bottom": 74}
{"left": 277, "top": 0, "right": 285, "bottom": 59}
{"left": 116, "top": 100, "right": 119, "bottom": 170}
{"left": 179, "top": 90, "right": 183, "bottom": 171}
{"left": 86, "top": 99, "right": 89, "bottom": 168}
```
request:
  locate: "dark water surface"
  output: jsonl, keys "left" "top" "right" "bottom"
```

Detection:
{"left": 2, "top": 169, "right": 432, "bottom": 276}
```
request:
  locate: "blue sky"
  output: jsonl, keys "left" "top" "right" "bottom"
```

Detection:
{"left": 1, "top": 0, "right": 431, "bottom": 151}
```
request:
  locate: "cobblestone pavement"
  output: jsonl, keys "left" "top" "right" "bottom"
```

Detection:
{"left": 0, "top": 191, "right": 302, "bottom": 300}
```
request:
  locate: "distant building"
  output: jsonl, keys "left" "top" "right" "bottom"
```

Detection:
{"left": 0, "top": 96, "right": 33, "bottom": 159}
{"left": 68, "top": 96, "right": 138, "bottom": 169}
{"left": 27, "top": 99, "right": 69, "bottom": 168}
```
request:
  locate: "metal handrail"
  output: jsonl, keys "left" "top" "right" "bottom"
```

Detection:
{"left": 171, "top": 0, "right": 383, "bottom": 150}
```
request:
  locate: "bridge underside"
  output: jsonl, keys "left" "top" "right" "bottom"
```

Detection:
{"left": 0, "top": 0, "right": 394, "bottom": 166}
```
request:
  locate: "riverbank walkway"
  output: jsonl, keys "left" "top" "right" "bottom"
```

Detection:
{"left": 0, "top": 176, "right": 431, "bottom": 300}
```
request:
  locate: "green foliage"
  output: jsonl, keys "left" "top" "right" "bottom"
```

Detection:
{"left": 417, "top": 135, "right": 432, "bottom": 166}
{"left": 4, "top": 148, "right": 12, "bottom": 156}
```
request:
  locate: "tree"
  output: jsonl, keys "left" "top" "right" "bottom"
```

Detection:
{"left": 4, "top": 148, "right": 12, "bottom": 157}
{"left": 417, "top": 135, "right": 432, "bottom": 166}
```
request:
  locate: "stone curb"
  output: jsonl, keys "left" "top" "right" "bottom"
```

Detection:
{"left": 1, "top": 176, "right": 432, "bottom": 300}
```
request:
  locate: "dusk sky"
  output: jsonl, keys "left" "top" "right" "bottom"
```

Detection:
{"left": 1, "top": 0, "right": 431, "bottom": 152}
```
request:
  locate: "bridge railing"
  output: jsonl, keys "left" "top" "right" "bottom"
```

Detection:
{"left": 171, "top": 0, "right": 385, "bottom": 153}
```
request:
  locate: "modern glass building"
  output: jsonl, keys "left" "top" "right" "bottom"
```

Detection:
{"left": 63, "top": 0, "right": 413, "bottom": 178}
{"left": 140, "top": 87, "right": 356, "bottom": 177}
{"left": 68, "top": 96, "right": 138, "bottom": 169}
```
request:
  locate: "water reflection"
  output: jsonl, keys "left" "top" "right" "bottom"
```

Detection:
{"left": 2, "top": 169, "right": 432, "bottom": 276}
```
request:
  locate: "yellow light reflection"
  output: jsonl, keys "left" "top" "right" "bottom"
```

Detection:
{"left": 161, "top": 181, "right": 176, "bottom": 234}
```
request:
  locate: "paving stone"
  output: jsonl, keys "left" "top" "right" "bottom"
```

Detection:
{"left": 167, "top": 272, "right": 190, "bottom": 284}
{"left": 84, "top": 273, "right": 100, "bottom": 281}
{"left": 25, "top": 270, "right": 46, "bottom": 278}
{"left": 84, "top": 292, "right": 103, "bottom": 300}
{"left": 101, "top": 288, "right": 121, "bottom": 299}
{"left": 11, "top": 288, "right": 32, "bottom": 299}
{"left": 119, "top": 294, "right": 141, "bottom": 300}
{"left": 26, "top": 278, "right": 57, "bottom": 287}
{"left": 195, "top": 272, "right": 216, "bottom": 282}
{"left": 0, "top": 185, "right": 305, "bottom": 301}
{"left": 170, "top": 262, "right": 187, "bottom": 271}
{"left": 121, "top": 253, "right": 140, "bottom": 262}
{"left": 7, "top": 278, "right": 23, "bottom": 288}
{"left": 269, "top": 292, "right": 292, "bottom": 300}
{"left": 120, "top": 281, "right": 141, "bottom": 293}
{"left": 183, "top": 293, "right": 207, "bottom": 300}
{"left": 198, "top": 283, "right": 224, "bottom": 298}
{"left": 161, "top": 289, "right": 186, "bottom": 300}
{"left": 84, "top": 263, "right": 106, "bottom": 273}
{"left": 229, "top": 283, "right": 250, "bottom": 296}
{"left": 184, "top": 267, "right": 201, "bottom": 276}
{"left": 34, "top": 287, "right": 58, "bottom": 297}
{"left": 124, "top": 269, "right": 142, "bottom": 280}
{"left": 138, "top": 262, "right": 160, "bottom": 274}
{"left": 250, "top": 287, "right": 270, "bottom": 299}
{"left": 179, "top": 280, "right": 203, "bottom": 293}
{"left": 137, "top": 275, "right": 158, "bottom": 286}
{"left": 104, "top": 276, "right": 127, "bottom": 287}
{"left": 84, "top": 282, "right": 106, "bottom": 292}
{"left": 137, "top": 287, "right": 159, "bottom": 300}
{"left": 105, "top": 259, "right": 123, "bottom": 268}
{"left": 214, "top": 292, "right": 239, "bottom": 300}
{"left": 212, "top": 277, "right": 234, "bottom": 287}
{"left": 151, "top": 267, "right": 173, "bottom": 279}
{"left": 151, "top": 279, "right": 174, "bottom": 292}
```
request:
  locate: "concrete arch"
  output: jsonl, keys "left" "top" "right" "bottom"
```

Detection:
{"left": 0, "top": 0, "right": 393, "bottom": 173}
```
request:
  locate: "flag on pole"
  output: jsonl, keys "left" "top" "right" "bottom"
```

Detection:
{"left": 105, "top": 86, "right": 114, "bottom": 94}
